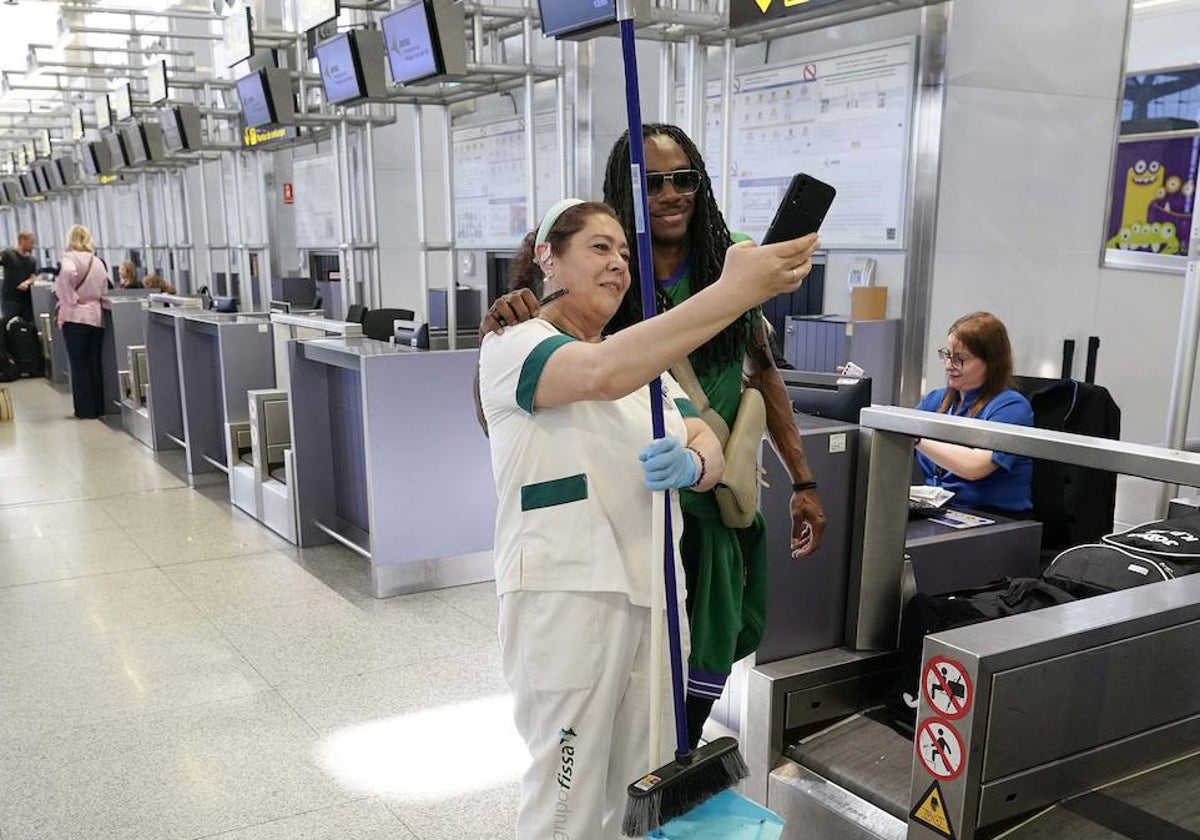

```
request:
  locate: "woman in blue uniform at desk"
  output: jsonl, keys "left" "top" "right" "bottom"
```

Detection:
{"left": 914, "top": 311, "right": 1033, "bottom": 514}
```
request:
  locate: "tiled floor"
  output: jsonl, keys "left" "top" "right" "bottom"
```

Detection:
{"left": 0, "top": 378, "right": 519, "bottom": 840}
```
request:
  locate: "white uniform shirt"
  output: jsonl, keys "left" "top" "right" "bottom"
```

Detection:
{"left": 480, "top": 318, "right": 697, "bottom": 608}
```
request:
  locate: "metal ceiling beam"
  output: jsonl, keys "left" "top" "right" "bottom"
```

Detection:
{"left": 63, "top": 25, "right": 222, "bottom": 41}
{"left": 59, "top": 4, "right": 223, "bottom": 22}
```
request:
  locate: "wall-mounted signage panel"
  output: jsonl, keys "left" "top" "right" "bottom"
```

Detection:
{"left": 730, "top": 0, "right": 892, "bottom": 31}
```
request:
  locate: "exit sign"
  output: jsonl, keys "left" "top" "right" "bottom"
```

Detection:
{"left": 730, "top": 0, "right": 876, "bottom": 30}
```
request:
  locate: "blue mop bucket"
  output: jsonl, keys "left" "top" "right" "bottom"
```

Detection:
{"left": 648, "top": 790, "right": 785, "bottom": 839}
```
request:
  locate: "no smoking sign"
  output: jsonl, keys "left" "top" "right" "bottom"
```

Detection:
{"left": 923, "top": 656, "right": 973, "bottom": 720}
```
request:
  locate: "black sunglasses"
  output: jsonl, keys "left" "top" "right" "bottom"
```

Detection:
{"left": 646, "top": 169, "right": 702, "bottom": 197}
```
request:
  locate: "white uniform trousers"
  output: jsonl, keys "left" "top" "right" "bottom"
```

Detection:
{"left": 499, "top": 590, "right": 685, "bottom": 840}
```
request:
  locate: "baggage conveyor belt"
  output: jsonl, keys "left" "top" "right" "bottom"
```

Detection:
{"left": 991, "top": 749, "right": 1200, "bottom": 840}
{"left": 782, "top": 716, "right": 1200, "bottom": 839}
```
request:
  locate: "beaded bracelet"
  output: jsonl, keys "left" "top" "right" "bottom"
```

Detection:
{"left": 687, "top": 447, "right": 708, "bottom": 488}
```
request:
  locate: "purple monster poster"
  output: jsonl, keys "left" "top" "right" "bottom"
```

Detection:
{"left": 1107, "top": 136, "right": 1198, "bottom": 257}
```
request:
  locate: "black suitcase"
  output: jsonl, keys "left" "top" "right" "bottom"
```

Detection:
{"left": 3, "top": 317, "right": 43, "bottom": 378}
{"left": 1043, "top": 543, "right": 1179, "bottom": 598}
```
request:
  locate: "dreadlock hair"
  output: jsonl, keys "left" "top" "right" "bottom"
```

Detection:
{"left": 509, "top": 201, "right": 619, "bottom": 297}
{"left": 602, "top": 123, "right": 747, "bottom": 375}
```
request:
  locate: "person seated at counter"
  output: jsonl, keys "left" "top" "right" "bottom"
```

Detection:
{"left": 143, "top": 273, "right": 177, "bottom": 295}
{"left": 117, "top": 261, "right": 142, "bottom": 289}
{"left": 914, "top": 311, "right": 1033, "bottom": 514}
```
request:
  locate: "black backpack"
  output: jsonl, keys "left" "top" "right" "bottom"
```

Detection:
{"left": 3, "top": 317, "right": 43, "bottom": 378}
{"left": 887, "top": 578, "right": 1076, "bottom": 734}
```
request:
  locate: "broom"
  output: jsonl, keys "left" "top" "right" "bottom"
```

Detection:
{"left": 616, "top": 1, "right": 748, "bottom": 835}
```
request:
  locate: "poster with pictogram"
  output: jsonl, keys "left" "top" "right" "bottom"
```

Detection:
{"left": 922, "top": 656, "right": 973, "bottom": 720}
{"left": 916, "top": 717, "right": 964, "bottom": 782}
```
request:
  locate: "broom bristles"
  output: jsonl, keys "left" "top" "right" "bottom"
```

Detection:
{"left": 621, "top": 737, "right": 749, "bottom": 837}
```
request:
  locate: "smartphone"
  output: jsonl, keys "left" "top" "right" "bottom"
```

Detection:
{"left": 761, "top": 173, "right": 837, "bottom": 245}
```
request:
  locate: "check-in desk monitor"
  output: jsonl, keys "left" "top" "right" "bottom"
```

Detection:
{"left": 393, "top": 319, "right": 430, "bottom": 349}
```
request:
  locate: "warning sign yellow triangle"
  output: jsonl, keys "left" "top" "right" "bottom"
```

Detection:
{"left": 754, "top": 0, "right": 773, "bottom": 12}
{"left": 910, "top": 780, "right": 955, "bottom": 838}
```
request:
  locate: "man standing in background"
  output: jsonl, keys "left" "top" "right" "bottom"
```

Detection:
{"left": 1, "top": 231, "right": 40, "bottom": 323}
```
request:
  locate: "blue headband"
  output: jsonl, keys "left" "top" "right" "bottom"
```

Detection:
{"left": 532, "top": 197, "right": 585, "bottom": 263}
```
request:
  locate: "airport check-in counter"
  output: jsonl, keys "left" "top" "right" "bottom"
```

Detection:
{"left": 102, "top": 292, "right": 151, "bottom": 416}
{"left": 30, "top": 280, "right": 66, "bottom": 384}
{"left": 177, "top": 312, "right": 275, "bottom": 475}
{"left": 138, "top": 295, "right": 203, "bottom": 451}
{"left": 743, "top": 408, "right": 1200, "bottom": 840}
{"left": 227, "top": 313, "right": 356, "bottom": 543}
{"left": 287, "top": 334, "right": 495, "bottom": 597}
{"left": 714, "top": 404, "right": 1041, "bottom": 737}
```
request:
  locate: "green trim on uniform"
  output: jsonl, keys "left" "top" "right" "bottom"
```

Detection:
{"left": 516, "top": 334, "right": 575, "bottom": 413}
{"left": 521, "top": 473, "right": 588, "bottom": 511}
{"left": 675, "top": 398, "right": 700, "bottom": 419}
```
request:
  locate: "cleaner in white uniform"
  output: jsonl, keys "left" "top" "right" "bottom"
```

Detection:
{"left": 479, "top": 198, "right": 818, "bottom": 840}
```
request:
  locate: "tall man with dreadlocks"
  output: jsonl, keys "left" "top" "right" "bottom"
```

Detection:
{"left": 478, "top": 124, "right": 826, "bottom": 747}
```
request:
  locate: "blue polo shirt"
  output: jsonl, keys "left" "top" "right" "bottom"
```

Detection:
{"left": 915, "top": 387, "right": 1034, "bottom": 512}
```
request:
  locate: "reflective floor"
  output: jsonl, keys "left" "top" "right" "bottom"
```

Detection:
{"left": 0, "top": 378, "right": 520, "bottom": 840}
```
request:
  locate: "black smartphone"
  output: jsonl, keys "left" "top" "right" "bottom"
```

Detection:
{"left": 761, "top": 173, "right": 837, "bottom": 245}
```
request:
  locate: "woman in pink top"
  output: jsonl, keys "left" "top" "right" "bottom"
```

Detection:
{"left": 54, "top": 225, "right": 109, "bottom": 419}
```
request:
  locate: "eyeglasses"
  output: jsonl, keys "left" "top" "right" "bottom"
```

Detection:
{"left": 646, "top": 169, "right": 702, "bottom": 197}
{"left": 937, "top": 348, "right": 975, "bottom": 370}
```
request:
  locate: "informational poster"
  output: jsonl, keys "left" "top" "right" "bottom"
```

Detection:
{"left": 673, "top": 80, "right": 724, "bottom": 197}
{"left": 671, "top": 40, "right": 914, "bottom": 249}
{"left": 453, "top": 111, "right": 570, "bottom": 249}
{"left": 293, "top": 154, "right": 340, "bottom": 248}
{"left": 115, "top": 185, "right": 143, "bottom": 248}
{"left": 221, "top": 155, "right": 265, "bottom": 246}
{"left": 726, "top": 39, "right": 915, "bottom": 248}
{"left": 1106, "top": 137, "right": 1197, "bottom": 258}
{"left": 34, "top": 202, "right": 56, "bottom": 245}
{"left": 1106, "top": 67, "right": 1200, "bottom": 261}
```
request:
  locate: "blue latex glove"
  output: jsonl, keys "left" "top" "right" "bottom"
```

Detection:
{"left": 638, "top": 436, "right": 698, "bottom": 491}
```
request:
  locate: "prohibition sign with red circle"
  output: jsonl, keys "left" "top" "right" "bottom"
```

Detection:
{"left": 916, "top": 717, "right": 965, "bottom": 782}
{"left": 922, "top": 655, "right": 973, "bottom": 720}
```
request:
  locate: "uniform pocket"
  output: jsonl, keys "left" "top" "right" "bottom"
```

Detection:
{"left": 517, "top": 591, "right": 603, "bottom": 692}
{"left": 521, "top": 473, "right": 588, "bottom": 511}
{"left": 519, "top": 474, "right": 593, "bottom": 577}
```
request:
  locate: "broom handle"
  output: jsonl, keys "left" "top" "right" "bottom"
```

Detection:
{"left": 619, "top": 2, "right": 691, "bottom": 761}
{"left": 648, "top": 491, "right": 665, "bottom": 770}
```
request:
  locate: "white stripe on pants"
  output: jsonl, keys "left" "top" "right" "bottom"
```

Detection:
{"left": 500, "top": 590, "right": 685, "bottom": 840}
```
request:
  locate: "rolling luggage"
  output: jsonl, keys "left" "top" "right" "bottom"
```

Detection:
{"left": 3, "top": 317, "right": 44, "bottom": 378}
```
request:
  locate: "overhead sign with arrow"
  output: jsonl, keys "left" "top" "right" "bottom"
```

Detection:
{"left": 730, "top": 0, "right": 876, "bottom": 31}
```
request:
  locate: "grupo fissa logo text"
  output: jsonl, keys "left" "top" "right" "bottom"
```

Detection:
{"left": 554, "top": 727, "right": 577, "bottom": 840}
